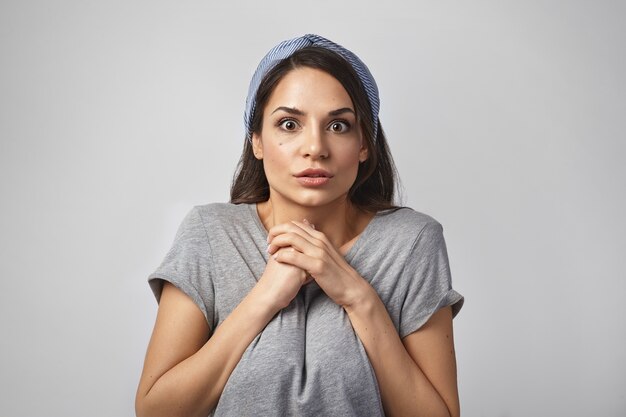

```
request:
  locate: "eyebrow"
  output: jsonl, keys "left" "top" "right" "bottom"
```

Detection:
{"left": 328, "top": 107, "right": 356, "bottom": 116}
{"left": 270, "top": 106, "right": 355, "bottom": 117}
{"left": 271, "top": 106, "right": 305, "bottom": 116}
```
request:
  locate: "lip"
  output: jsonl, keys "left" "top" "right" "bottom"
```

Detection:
{"left": 294, "top": 168, "right": 333, "bottom": 178}
{"left": 294, "top": 168, "right": 333, "bottom": 187}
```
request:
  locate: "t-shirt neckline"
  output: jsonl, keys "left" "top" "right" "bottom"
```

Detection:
{"left": 245, "top": 203, "right": 381, "bottom": 262}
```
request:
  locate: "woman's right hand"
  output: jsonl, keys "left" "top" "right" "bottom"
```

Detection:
{"left": 256, "top": 247, "right": 308, "bottom": 311}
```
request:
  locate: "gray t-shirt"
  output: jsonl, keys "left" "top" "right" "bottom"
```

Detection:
{"left": 148, "top": 202, "right": 463, "bottom": 417}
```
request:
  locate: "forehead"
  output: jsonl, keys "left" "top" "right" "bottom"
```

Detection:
{"left": 265, "top": 67, "right": 354, "bottom": 112}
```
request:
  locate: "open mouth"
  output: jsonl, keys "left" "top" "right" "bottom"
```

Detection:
{"left": 294, "top": 169, "right": 333, "bottom": 186}
{"left": 295, "top": 169, "right": 333, "bottom": 178}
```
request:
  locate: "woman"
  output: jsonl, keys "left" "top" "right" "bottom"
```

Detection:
{"left": 136, "top": 34, "right": 464, "bottom": 417}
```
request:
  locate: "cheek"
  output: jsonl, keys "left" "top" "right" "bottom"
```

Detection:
{"left": 261, "top": 144, "right": 292, "bottom": 177}
{"left": 262, "top": 146, "right": 283, "bottom": 163}
{"left": 336, "top": 153, "right": 362, "bottom": 187}
{"left": 263, "top": 138, "right": 299, "bottom": 159}
{"left": 339, "top": 144, "right": 365, "bottom": 168}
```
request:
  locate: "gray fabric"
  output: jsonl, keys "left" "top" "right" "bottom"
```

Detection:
{"left": 148, "top": 203, "right": 464, "bottom": 417}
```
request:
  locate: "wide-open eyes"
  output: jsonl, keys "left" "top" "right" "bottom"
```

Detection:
{"left": 275, "top": 117, "right": 352, "bottom": 134}
{"left": 278, "top": 118, "right": 299, "bottom": 131}
{"left": 328, "top": 120, "right": 351, "bottom": 133}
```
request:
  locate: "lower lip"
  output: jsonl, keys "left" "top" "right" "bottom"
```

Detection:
{"left": 296, "top": 176, "right": 331, "bottom": 186}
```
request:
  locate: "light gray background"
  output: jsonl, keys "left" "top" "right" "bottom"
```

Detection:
{"left": 1, "top": 1, "right": 624, "bottom": 416}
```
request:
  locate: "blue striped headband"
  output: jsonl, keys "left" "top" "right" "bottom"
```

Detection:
{"left": 244, "top": 34, "right": 380, "bottom": 142}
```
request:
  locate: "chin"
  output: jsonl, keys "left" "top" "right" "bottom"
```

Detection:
{"left": 269, "top": 185, "right": 351, "bottom": 209}
{"left": 292, "top": 193, "right": 350, "bottom": 209}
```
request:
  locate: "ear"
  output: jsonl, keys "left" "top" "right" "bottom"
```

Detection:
{"left": 252, "top": 133, "right": 263, "bottom": 160}
{"left": 358, "top": 141, "right": 369, "bottom": 163}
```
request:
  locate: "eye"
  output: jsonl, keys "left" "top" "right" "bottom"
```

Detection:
{"left": 329, "top": 120, "right": 350, "bottom": 133}
{"left": 278, "top": 118, "right": 299, "bottom": 131}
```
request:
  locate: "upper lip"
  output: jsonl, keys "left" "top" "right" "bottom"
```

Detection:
{"left": 294, "top": 168, "right": 333, "bottom": 178}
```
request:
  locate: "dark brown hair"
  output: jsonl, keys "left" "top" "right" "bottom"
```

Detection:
{"left": 230, "top": 47, "right": 398, "bottom": 213}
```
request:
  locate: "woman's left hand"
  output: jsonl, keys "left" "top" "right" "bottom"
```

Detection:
{"left": 266, "top": 220, "right": 369, "bottom": 308}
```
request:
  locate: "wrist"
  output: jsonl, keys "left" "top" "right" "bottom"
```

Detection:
{"left": 342, "top": 276, "right": 377, "bottom": 315}
{"left": 246, "top": 283, "right": 282, "bottom": 320}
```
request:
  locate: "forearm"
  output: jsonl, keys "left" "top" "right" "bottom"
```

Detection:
{"left": 137, "top": 286, "right": 278, "bottom": 417}
{"left": 345, "top": 284, "right": 452, "bottom": 417}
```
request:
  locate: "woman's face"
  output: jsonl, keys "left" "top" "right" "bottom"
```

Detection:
{"left": 252, "top": 67, "right": 368, "bottom": 209}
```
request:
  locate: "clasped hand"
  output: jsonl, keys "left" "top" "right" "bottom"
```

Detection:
{"left": 263, "top": 219, "right": 365, "bottom": 310}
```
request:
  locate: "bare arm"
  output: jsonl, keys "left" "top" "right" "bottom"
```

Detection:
{"left": 136, "top": 252, "right": 307, "bottom": 417}
{"left": 346, "top": 296, "right": 459, "bottom": 417}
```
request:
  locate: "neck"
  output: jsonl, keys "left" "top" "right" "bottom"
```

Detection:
{"left": 256, "top": 196, "right": 370, "bottom": 253}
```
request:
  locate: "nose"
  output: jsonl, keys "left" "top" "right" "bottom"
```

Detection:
{"left": 300, "top": 125, "right": 329, "bottom": 159}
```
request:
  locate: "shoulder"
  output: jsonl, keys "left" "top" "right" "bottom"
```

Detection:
{"left": 192, "top": 203, "right": 262, "bottom": 245}
{"left": 375, "top": 206, "right": 444, "bottom": 240}
{"left": 173, "top": 203, "right": 254, "bottom": 240}
{"left": 193, "top": 202, "right": 253, "bottom": 225}
{"left": 357, "top": 207, "right": 446, "bottom": 260}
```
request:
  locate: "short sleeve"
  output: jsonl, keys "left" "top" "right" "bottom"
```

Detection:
{"left": 148, "top": 206, "right": 215, "bottom": 329}
{"left": 399, "top": 221, "right": 464, "bottom": 338}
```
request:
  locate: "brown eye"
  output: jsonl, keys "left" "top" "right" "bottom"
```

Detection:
{"left": 329, "top": 121, "right": 350, "bottom": 133}
{"left": 279, "top": 119, "right": 298, "bottom": 131}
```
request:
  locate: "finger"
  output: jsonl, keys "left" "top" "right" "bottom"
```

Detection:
{"left": 290, "top": 221, "right": 343, "bottom": 264}
{"left": 291, "top": 220, "right": 329, "bottom": 245}
{"left": 268, "top": 222, "right": 328, "bottom": 255}
{"left": 267, "top": 221, "right": 315, "bottom": 244}
{"left": 268, "top": 232, "right": 324, "bottom": 258}
{"left": 291, "top": 220, "right": 353, "bottom": 266}
{"left": 273, "top": 247, "right": 324, "bottom": 276}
